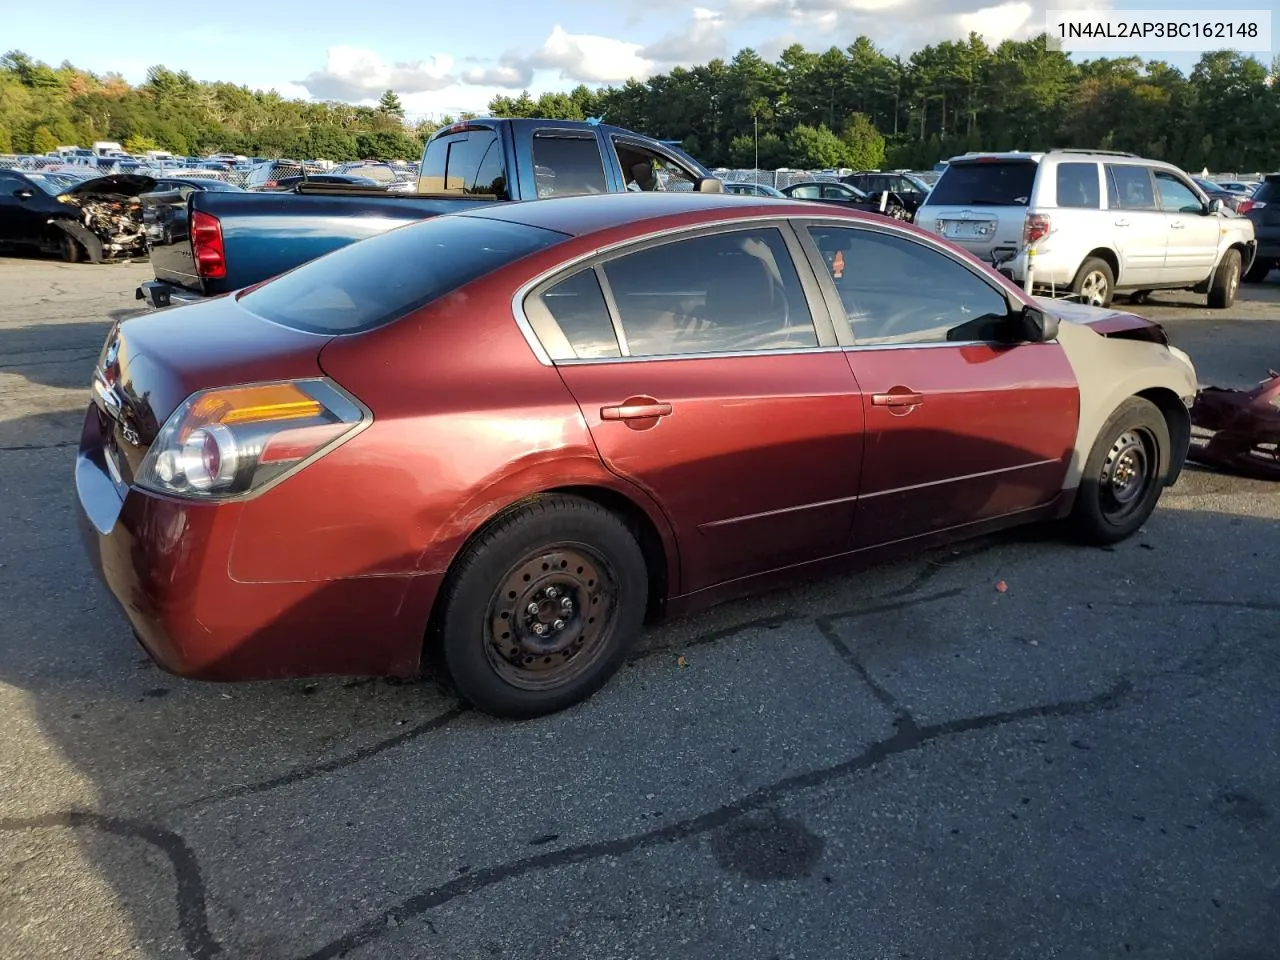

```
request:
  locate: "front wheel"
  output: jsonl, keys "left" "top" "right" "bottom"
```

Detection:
{"left": 1207, "top": 248, "right": 1241, "bottom": 309}
{"left": 433, "top": 495, "right": 648, "bottom": 719}
{"left": 1068, "top": 397, "right": 1170, "bottom": 545}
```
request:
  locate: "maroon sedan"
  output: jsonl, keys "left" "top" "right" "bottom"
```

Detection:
{"left": 76, "top": 192, "right": 1198, "bottom": 718}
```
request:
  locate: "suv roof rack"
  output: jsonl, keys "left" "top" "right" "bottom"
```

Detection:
{"left": 1049, "top": 148, "right": 1140, "bottom": 158}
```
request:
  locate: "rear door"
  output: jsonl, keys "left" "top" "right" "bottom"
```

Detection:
{"left": 1153, "top": 169, "right": 1218, "bottom": 282}
{"left": 524, "top": 223, "right": 866, "bottom": 593}
{"left": 915, "top": 158, "right": 1039, "bottom": 264}
{"left": 1104, "top": 164, "right": 1167, "bottom": 285}
{"left": 797, "top": 220, "right": 1079, "bottom": 547}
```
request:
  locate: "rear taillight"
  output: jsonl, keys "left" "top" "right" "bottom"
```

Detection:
{"left": 1238, "top": 199, "right": 1265, "bottom": 214}
{"left": 191, "top": 210, "right": 226, "bottom": 279}
{"left": 1024, "top": 213, "right": 1051, "bottom": 246}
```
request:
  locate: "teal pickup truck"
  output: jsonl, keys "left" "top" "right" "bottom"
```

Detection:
{"left": 136, "top": 118, "right": 723, "bottom": 308}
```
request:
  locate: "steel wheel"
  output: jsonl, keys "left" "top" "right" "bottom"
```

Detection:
{"left": 484, "top": 545, "right": 619, "bottom": 692}
{"left": 1098, "top": 427, "right": 1156, "bottom": 523}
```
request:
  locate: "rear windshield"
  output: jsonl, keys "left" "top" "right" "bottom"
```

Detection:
{"left": 1254, "top": 179, "right": 1279, "bottom": 202}
{"left": 239, "top": 215, "right": 568, "bottom": 334}
{"left": 926, "top": 160, "right": 1038, "bottom": 206}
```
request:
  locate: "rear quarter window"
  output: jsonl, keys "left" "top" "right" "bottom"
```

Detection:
{"left": 926, "top": 161, "right": 1038, "bottom": 206}
{"left": 238, "top": 215, "right": 567, "bottom": 335}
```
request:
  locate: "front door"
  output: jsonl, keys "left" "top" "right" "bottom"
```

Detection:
{"left": 1154, "top": 170, "right": 1220, "bottom": 282}
{"left": 800, "top": 222, "right": 1079, "bottom": 547}
{"left": 535, "top": 224, "right": 865, "bottom": 593}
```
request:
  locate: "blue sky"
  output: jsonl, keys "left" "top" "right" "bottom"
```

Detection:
{"left": 6, "top": 0, "right": 1275, "bottom": 119}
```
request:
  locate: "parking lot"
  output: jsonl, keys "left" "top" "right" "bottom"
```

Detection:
{"left": 1, "top": 254, "right": 1277, "bottom": 960}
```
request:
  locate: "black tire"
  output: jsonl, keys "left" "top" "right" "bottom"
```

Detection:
{"left": 1243, "top": 258, "right": 1273, "bottom": 283}
{"left": 1071, "top": 257, "right": 1115, "bottom": 307}
{"left": 60, "top": 233, "right": 83, "bottom": 263}
{"left": 1068, "top": 397, "right": 1170, "bottom": 545}
{"left": 433, "top": 494, "right": 648, "bottom": 719}
{"left": 1207, "top": 248, "right": 1241, "bottom": 308}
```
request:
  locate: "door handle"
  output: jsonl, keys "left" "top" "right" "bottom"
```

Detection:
{"left": 1169, "top": 220, "right": 1185, "bottom": 229}
{"left": 601, "top": 401, "right": 672, "bottom": 421}
{"left": 871, "top": 391, "right": 924, "bottom": 407}
{"left": 1114, "top": 218, "right": 1130, "bottom": 227}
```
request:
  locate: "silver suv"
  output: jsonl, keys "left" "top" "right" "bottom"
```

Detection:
{"left": 915, "top": 149, "right": 1257, "bottom": 309}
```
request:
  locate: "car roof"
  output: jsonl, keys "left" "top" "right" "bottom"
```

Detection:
{"left": 460, "top": 191, "right": 878, "bottom": 238}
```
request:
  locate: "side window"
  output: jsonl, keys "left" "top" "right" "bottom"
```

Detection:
{"left": 821, "top": 184, "right": 849, "bottom": 200}
{"left": 807, "top": 226, "right": 1011, "bottom": 345}
{"left": 612, "top": 140, "right": 698, "bottom": 193}
{"left": 1056, "top": 162, "right": 1100, "bottom": 209}
{"left": 1154, "top": 172, "right": 1204, "bottom": 214}
{"left": 599, "top": 228, "right": 818, "bottom": 357}
{"left": 790, "top": 184, "right": 820, "bottom": 199}
{"left": 419, "top": 129, "right": 506, "bottom": 196}
{"left": 531, "top": 134, "right": 607, "bottom": 198}
{"left": 1106, "top": 164, "right": 1157, "bottom": 210}
{"left": 534, "top": 269, "right": 621, "bottom": 360}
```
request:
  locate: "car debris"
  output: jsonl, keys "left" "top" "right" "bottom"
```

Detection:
{"left": 1188, "top": 369, "right": 1280, "bottom": 480}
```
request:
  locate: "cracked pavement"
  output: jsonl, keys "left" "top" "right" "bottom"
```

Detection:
{"left": 1, "top": 255, "right": 1278, "bottom": 960}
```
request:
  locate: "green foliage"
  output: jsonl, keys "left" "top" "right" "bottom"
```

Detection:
{"left": 2, "top": 39, "right": 1275, "bottom": 172}
{"left": 123, "top": 134, "right": 160, "bottom": 153}
{"left": 31, "top": 125, "right": 57, "bottom": 153}
{"left": 486, "top": 36, "right": 1277, "bottom": 170}
{"left": 0, "top": 52, "right": 425, "bottom": 160}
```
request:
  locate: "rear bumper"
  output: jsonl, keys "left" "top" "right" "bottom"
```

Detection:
{"left": 73, "top": 404, "right": 435, "bottom": 681}
{"left": 136, "top": 279, "right": 207, "bottom": 310}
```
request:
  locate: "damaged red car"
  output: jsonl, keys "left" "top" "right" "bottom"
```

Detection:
{"left": 76, "top": 192, "right": 1201, "bottom": 718}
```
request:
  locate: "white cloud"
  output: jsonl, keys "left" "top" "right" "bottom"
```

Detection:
{"left": 642, "top": 7, "right": 731, "bottom": 62}
{"left": 299, "top": 46, "right": 456, "bottom": 102}
{"left": 462, "top": 26, "right": 653, "bottom": 89}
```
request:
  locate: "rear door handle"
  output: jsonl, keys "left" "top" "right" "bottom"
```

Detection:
{"left": 871, "top": 392, "right": 924, "bottom": 407}
{"left": 1170, "top": 220, "right": 1185, "bottom": 229}
{"left": 1114, "top": 218, "right": 1130, "bottom": 227}
{"left": 601, "top": 401, "right": 672, "bottom": 420}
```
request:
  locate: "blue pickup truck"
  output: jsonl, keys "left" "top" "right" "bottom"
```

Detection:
{"left": 137, "top": 118, "right": 722, "bottom": 308}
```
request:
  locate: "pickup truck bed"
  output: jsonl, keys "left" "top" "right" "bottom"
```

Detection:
{"left": 137, "top": 117, "right": 720, "bottom": 308}
{"left": 140, "top": 187, "right": 494, "bottom": 307}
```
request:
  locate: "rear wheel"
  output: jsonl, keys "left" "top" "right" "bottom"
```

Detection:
{"left": 1068, "top": 397, "right": 1170, "bottom": 545}
{"left": 1071, "top": 257, "right": 1114, "bottom": 307}
{"left": 1207, "top": 248, "right": 1241, "bottom": 308}
{"left": 433, "top": 495, "right": 648, "bottom": 719}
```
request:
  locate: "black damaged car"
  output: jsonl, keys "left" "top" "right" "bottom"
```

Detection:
{"left": 0, "top": 170, "right": 161, "bottom": 263}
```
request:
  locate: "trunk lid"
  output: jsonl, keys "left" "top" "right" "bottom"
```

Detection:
{"left": 92, "top": 296, "right": 333, "bottom": 485}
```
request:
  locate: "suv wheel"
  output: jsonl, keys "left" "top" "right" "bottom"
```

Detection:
{"left": 1207, "top": 248, "right": 1241, "bottom": 309}
{"left": 1071, "top": 257, "right": 1114, "bottom": 307}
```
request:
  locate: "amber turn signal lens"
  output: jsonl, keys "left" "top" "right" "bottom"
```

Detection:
{"left": 188, "top": 383, "right": 324, "bottom": 428}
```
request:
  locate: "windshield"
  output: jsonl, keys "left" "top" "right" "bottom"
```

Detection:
{"left": 239, "top": 215, "right": 568, "bottom": 335}
{"left": 926, "top": 160, "right": 1038, "bottom": 206}
{"left": 26, "top": 174, "right": 71, "bottom": 194}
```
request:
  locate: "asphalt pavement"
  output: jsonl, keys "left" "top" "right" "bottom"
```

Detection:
{"left": 1, "top": 255, "right": 1277, "bottom": 960}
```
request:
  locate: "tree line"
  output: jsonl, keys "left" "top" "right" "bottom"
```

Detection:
{"left": 3, "top": 37, "right": 1278, "bottom": 172}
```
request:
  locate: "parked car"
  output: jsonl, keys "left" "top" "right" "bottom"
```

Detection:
{"left": 136, "top": 117, "right": 723, "bottom": 309}
{"left": 0, "top": 171, "right": 157, "bottom": 262}
{"left": 841, "top": 170, "right": 932, "bottom": 219}
{"left": 914, "top": 149, "right": 1256, "bottom": 308}
{"left": 77, "top": 192, "right": 1198, "bottom": 718}
{"left": 1191, "top": 176, "right": 1243, "bottom": 212}
{"left": 1239, "top": 173, "right": 1279, "bottom": 282}
{"left": 724, "top": 181, "right": 786, "bottom": 198}
{"left": 780, "top": 180, "right": 910, "bottom": 219}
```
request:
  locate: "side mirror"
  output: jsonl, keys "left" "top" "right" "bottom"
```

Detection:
{"left": 1019, "top": 305, "right": 1059, "bottom": 342}
{"left": 14, "top": 189, "right": 34, "bottom": 200}
{"left": 1206, "top": 197, "right": 1223, "bottom": 215}
{"left": 694, "top": 177, "right": 724, "bottom": 194}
